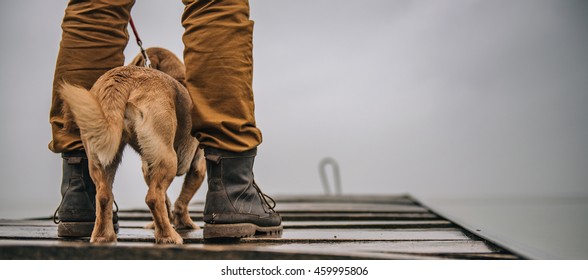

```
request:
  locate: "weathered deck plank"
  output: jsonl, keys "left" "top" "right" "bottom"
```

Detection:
{"left": 116, "top": 212, "right": 441, "bottom": 221}
{"left": 244, "top": 202, "right": 428, "bottom": 213}
{"left": 0, "top": 226, "right": 471, "bottom": 242}
{"left": 0, "top": 195, "right": 522, "bottom": 260}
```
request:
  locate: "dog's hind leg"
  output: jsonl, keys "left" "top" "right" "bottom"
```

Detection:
{"left": 88, "top": 151, "right": 121, "bottom": 243}
{"left": 173, "top": 148, "right": 205, "bottom": 230}
{"left": 143, "top": 150, "right": 183, "bottom": 244}
{"left": 142, "top": 159, "right": 174, "bottom": 230}
{"left": 144, "top": 193, "right": 173, "bottom": 230}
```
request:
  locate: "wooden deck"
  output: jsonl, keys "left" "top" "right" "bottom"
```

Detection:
{"left": 0, "top": 195, "right": 522, "bottom": 259}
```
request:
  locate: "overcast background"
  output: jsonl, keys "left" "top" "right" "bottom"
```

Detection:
{"left": 0, "top": 0, "right": 587, "bottom": 220}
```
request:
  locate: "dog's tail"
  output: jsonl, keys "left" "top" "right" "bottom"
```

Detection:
{"left": 59, "top": 82, "right": 127, "bottom": 166}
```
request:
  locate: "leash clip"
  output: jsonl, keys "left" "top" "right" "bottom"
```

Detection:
{"left": 137, "top": 40, "right": 152, "bottom": 68}
{"left": 129, "top": 16, "right": 151, "bottom": 68}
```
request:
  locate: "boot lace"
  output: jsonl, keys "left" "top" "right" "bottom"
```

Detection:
{"left": 252, "top": 180, "right": 276, "bottom": 212}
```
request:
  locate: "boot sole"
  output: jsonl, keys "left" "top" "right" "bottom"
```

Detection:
{"left": 58, "top": 222, "right": 119, "bottom": 238}
{"left": 203, "top": 223, "right": 283, "bottom": 240}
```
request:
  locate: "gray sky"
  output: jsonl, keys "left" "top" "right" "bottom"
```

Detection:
{"left": 1, "top": 0, "right": 587, "bottom": 219}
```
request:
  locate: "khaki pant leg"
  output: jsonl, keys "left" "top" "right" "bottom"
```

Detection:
{"left": 49, "top": 0, "right": 135, "bottom": 154}
{"left": 182, "top": 0, "right": 262, "bottom": 152}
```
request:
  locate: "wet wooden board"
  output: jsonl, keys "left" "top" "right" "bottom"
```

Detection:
{"left": 0, "top": 226, "right": 471, "bottom": 242}
{"left": 161, "top": 202, "right": 430, "bottom": 213}
{"left": 0, "top": 219, "right": 453, "bottom": 230}
{"left": 116, "top": 212, "right": 441, "bottom": 221}
{"left": 0, "top": 240, "right": 435, "bottom": 260}
{"left": 244, "top": 241, "right": 506, "bottom": 255}
{"left": 0, "top": 195, "right": 522, "bottom": 259}
{"left": 112, "top": 220, "right": 455, "bottom": 229}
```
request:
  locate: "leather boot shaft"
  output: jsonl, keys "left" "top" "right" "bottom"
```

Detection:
{"left": 203, "top": 147, "right": 281, "bottom": 227}
{"left": 55, "top": 151, "right": 119, "bottom": 237}
{"left": 57, "top": 151, "right": 96, "bottom": 222}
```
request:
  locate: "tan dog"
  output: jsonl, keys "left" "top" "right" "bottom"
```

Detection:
{"left": 59, "top": 48, "right": 205, "bottom": 244}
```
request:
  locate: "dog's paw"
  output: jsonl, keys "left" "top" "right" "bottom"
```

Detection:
{"left": 172, "top": 214, "right": 200, "bottom": 230}
{"left": 175, "top": 220, "right": 200, "bottom": 230}
{"left": 90, "top": 234, "right": 117, "bottom": 243}
{"left": 155, "top": 231, "right": 183, "bottom": 245}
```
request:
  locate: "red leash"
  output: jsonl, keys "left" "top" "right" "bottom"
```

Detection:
{"left": 129, "top": 16, "right": 151, "bottom": 68}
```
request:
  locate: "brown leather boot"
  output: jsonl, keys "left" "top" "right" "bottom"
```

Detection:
{"left": 203, "top": 147, "right": 282, "bottom": 239}
{"left": 54, "top": 151, "right": 118, "bottom": 237}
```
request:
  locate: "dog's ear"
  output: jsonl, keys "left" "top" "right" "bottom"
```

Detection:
{"left": 129, "top": 52, "right": 145, "bottom": 67}
{"left": 146, "top": 48, "right": 186, "bottom": 86}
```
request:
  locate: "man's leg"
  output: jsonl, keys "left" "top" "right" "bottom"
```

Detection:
{"left": 50, "top": 0, "right": 135, "bottom": 237}
{"left": 182, "top": 0, "right": 282, "bottom": 239}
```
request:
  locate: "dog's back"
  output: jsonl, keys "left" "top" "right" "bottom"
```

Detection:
{"left": 61, "top": 66, "right": 196, "bottom": 175}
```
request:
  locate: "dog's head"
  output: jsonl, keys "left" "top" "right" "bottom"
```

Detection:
{"left": 129, "top": 47, "right": 186, "bottom": 87}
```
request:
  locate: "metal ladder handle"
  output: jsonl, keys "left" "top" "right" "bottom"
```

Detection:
{"left": 319, "top": 157, "right": 342, "bottom": 195}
